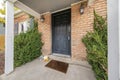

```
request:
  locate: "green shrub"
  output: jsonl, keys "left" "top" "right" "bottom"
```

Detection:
{"left": 14, "top": 19, "right": 43, "bottom": 67}
{"left": 82, "top": 11, "right": 107, "bottom": 80}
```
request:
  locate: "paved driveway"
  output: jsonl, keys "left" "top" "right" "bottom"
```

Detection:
{"left": 0, "top": 55, "right": 96, "bottom": 80}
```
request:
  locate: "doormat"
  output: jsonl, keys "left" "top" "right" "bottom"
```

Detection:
{"left": 45, "top": 60, "right": 69, "bottom": 73}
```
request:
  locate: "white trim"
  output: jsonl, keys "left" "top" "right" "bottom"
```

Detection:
{"left": 71, "top": 0, "right": 87, "bottom": 6}
{"left": 40, "top": 12, "right": 51, "bottom": 15}
{"left": 40, "top": 7, "right": 71, "bottom": 15}
{"left": 14, "top": 12, "right": 26, "bottom": 18}
{"left": 118, "top": 0, "right": 120, "bottom": 80}
{"left": 52, "top": 7, "right": 71, "bottom": 14}
{"left": 14, "top": 9, "right": 22, "bottom": 15}
{"left": 87, "top": 0, "right": 95, "bottom": 6}
{"left": 107, "top": 0, "right": 119, "bottom": 80}
{"left": 14, "top": 1, "right": 40, "bottom": 18}
{"left": 5, "top": 1, "right": 14, "bottom": 74}
{"left": 18, "top": 20, "right": 30, "bottom": 34}
{"left": 7, "top": 0, "right": 17, "bottom": 3}
{"left": 52, "top": 53, "right": 71, "bottom": 58}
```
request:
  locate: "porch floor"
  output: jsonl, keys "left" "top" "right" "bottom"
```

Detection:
{"left": 0, "top": 55, "right": 96, "bottom": 80}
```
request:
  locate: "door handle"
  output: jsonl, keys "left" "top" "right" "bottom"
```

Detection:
{"left": 68, "top": 36, "right": 70, "bottom": 40}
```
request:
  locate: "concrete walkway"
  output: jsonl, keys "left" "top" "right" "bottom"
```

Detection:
{"left": 0, "top": 55, "right": 96, "bottom": 80}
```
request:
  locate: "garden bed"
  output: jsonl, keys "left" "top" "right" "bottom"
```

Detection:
{"left": 0, "top": 52, "right": 4, "bottom": 75}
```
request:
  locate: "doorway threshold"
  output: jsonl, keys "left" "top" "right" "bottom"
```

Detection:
{"left": 52, "top": 53, "right": 71, "bottom": 58}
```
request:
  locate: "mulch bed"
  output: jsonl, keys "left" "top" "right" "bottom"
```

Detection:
{"left": 0, "top": 52, "right": 4, "bottom": 75}
{"left": 45, "top": 60, "right": 69, "bottom": 73}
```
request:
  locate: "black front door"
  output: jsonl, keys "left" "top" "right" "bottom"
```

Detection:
{"left": 52, "top": 9, "right": 71, "bottom": 55}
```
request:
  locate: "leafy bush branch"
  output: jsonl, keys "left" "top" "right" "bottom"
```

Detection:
{"left": 82, "top": 11, "right": 107, "bottom": 80}
{"left": 14, "top": 19, "right": 43, "bottom": 67}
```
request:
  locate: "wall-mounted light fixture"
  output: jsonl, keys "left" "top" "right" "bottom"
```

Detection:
{"left": 80, "top": 1, "right": 88, "bottom": 15}
{"left": 40, "top": 15, "right": 45, "bottom": 22}
{"left": 80, "top": 4, "right": 84, "bottom": 14}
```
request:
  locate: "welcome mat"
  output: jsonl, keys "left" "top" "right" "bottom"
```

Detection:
{"left": 45, "top": 60, "right": 69, "bottom": 73}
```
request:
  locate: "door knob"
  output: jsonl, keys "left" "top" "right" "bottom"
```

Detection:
{"left": 68, "top": 36, "right": 70, "bottom": 40}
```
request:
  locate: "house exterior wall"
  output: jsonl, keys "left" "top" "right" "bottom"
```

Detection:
{"left": 14, "top": 13, "right": 33, "bottom": 35}
{"left": 0, "top": 12, "right": 29, "bottom": 51}
{"left": 38, "top": 0, "right": 107, "bottom": 60}
{"left": 15, "top": 12, "right": 52, "bottom": 56}
{"left": 38, "top": 13, "right": 52, "bottom": 55}
{"left": 71, "top": 0, "right": 107, "bottom": 60}
{"left": 15, "top": 0, "right": 107, "bottom": 60}
{"left": 14, "top": 13, "right": 29, "bottom": 23}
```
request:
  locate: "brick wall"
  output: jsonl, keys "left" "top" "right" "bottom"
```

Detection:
{"left": 14, "top": 12, "right": 52, "bottom": 56}
{"left": 15, "top": 0, "right": 107, "bottom": 60}
{"left": 71, "top": 0, "right": 107, "bottom": 60}
{"left": 38, "top": 13, "right": 52, "bottom": 55}
{"left": 14, "top": 13, "right": 29, "bottom": 23}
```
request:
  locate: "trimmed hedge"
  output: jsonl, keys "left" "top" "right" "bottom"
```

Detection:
{"left": 82, "top": 11, "right": 107, "bottom": 80}
{"left": 14, "top": 19, "right": 43, "bottom": 67}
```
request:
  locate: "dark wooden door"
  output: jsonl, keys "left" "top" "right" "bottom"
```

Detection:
{"left": 52, "top": 9, "right": 71, "bottom": 55}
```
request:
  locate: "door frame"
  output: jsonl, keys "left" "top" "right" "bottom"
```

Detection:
{"left": 51, "top": 8, "right": 71, "bottom": 56}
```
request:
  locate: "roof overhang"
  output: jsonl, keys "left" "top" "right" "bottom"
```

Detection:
{"left": 17, "top": 0, "right": 80, "bottom": 14}
{"left": 8, "top": 0, "right": 87, "bottom": 18}
{"left": 15, "top": 1, "right": 40, "bottom": 18}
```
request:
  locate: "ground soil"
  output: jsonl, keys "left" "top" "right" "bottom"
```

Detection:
{"left": 0, "top": 52, "right": 4, "bottom": 75}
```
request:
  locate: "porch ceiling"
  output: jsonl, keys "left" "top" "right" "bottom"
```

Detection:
{"left": 18, "top": 0, "right": 80, "bottom": 14}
